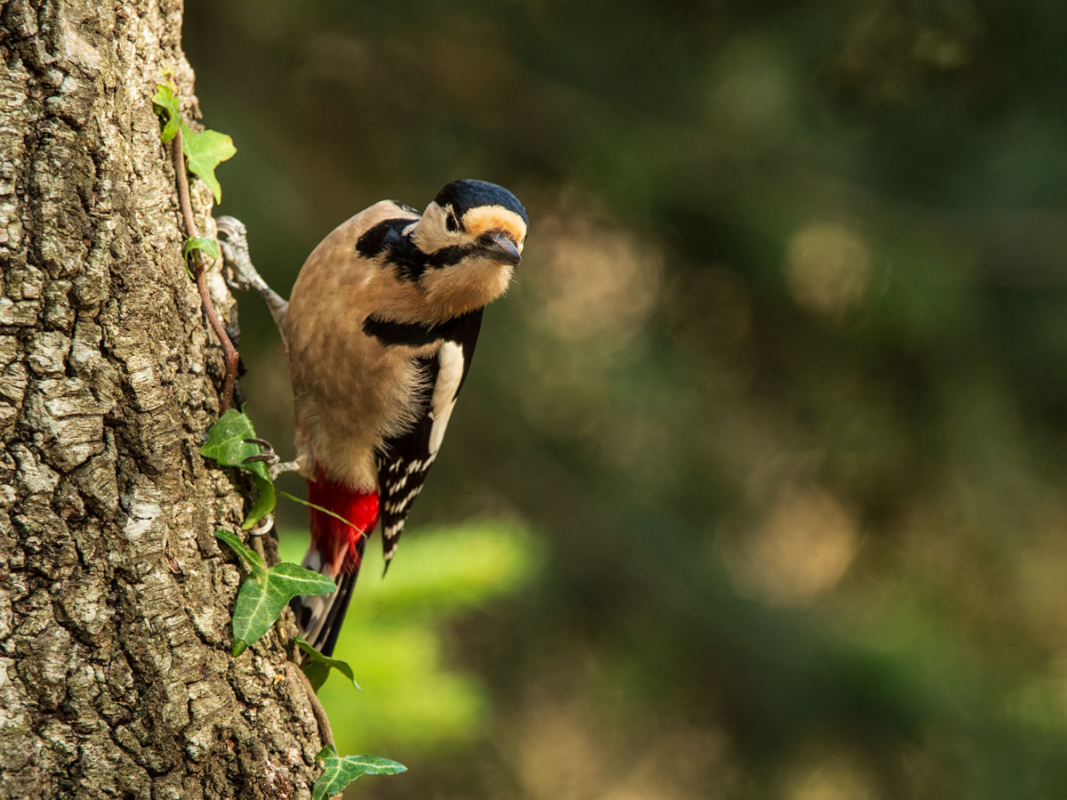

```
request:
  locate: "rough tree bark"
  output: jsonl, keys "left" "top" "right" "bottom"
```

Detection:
{"left": 0, "top": 2, "right": 324, "bottom": 797}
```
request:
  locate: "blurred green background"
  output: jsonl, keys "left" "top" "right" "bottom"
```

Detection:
{"left": 185, "top": 1, "right": 1067, "bottom": 797}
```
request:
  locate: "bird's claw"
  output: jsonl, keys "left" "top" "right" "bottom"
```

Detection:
{"left": 216, "top": 215, "right": 255, "bottom": 291}
{"left": 242, "top": 437, "right": 300, "bottom": 480}
{"left": 246, "top": 513, "right": 275, "bottom": 537}
{"left": 215, "top": 216, "right": 290, "bottom": 335}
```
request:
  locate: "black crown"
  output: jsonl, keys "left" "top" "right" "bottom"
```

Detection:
{"left": 434, "top": 179, "right": 528, "bottom": 226}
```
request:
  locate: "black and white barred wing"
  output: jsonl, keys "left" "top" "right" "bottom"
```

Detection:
{"left": 377, "top": 310, "right": 483, "bottom": 569}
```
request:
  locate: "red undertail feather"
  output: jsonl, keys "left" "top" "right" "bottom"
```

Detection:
{"left": 307, "top": 478, "right": 379, "bottom": 577}
{"left": 294, "top": 476, "right": 379, "bottom": 656}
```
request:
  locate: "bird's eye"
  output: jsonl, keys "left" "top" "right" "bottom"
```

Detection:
{"left": 446, "top": 212, "right": 459, "bottom": 233}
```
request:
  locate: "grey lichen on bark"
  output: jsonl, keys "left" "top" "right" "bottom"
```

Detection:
{"left": 0, "top": 2, "right": 323, "bottom": 798}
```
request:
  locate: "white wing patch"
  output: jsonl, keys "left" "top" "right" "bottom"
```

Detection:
{"left": 377, "top": 313, "right": 482, "bottom": 571}
{"left": 428, "top": 341, "right": 464, "bottom": 455}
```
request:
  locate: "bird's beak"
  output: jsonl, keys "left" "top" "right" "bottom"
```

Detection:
{"left": 480, "top": 231, "right": 522, "bottom": 266}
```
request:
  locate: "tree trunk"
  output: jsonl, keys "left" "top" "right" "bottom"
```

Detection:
{"left": 0, "top": 2, "right": 323, "bottom": 797}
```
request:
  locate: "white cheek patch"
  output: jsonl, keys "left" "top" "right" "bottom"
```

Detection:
{"left": 428, "top": 342, "right": 464, "bottom": 455}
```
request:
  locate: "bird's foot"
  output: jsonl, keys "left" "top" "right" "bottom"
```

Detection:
{"left": 243, "top": 437, "right": 302, "bottom": 480}
{"left": 215, "top": 215, "right": 257, "bottom": 292}
{"left": 216, "top": 215, "right": 290, "bottom": 333}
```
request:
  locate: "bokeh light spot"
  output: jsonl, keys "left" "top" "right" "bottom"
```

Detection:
{"left": 784, "top": 221, "right": 871, "bottom": 318}
{"left": 527, "top": 191, "right": 664, "bottom": 351}
{"left": 788, "top": 753, "right": 877, "bottom": 800}
{"left": 720, "top": 482, "right": 861, "bottom": 606}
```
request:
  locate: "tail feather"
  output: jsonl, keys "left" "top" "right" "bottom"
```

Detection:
{"left": 292, "top": 547, "right": 362, "bottom": 655}
{"left": 290, "top": 476, "right": 379, "bottom": 657}
{"left": 317, "top": 569, "right": 359, "bottom": 656}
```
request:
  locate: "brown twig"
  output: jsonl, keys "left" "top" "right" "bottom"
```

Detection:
{"left": 171, "top": 127, "right": 198, "bottom": 237}
{"left": 171, "top": 128, "right": 239, "bottom": 412}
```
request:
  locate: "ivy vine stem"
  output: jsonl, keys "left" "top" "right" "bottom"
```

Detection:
{"left": 170, "top": 128, "right": 239, "bottom": 411}
{"left": 293, "top": 663, "right": 336, "bottom": 747}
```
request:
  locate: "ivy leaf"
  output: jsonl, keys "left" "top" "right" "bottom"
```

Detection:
{"left": 214, "top": 529, "right": 265, "bottom": 577}
{"left": 183, "top": 236, "right": 219, "bottom": 277}
{"left": 215, "top": 530, "right": 335, "bottom": 657}
{"left": 313, "top": 746, "right": 406, "bottom": 799}
{"left": 230, "top": 561, "right": 336, "bottom": 657}
{"left": 181, "top": 122, "right": 236, "bottom": 203}
{"left": 200, "top": 409, "right": 275, "bottom": 530}
{"left": 183, "top": 236, "right": 219, "bottom": 264}
{"left": 295, "top": 636, "right": 361, "bottom": 692}
{"left": 151, "top": 80, "right": 181, "bottom": 143}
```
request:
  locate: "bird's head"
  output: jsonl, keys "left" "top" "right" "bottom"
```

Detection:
{"left": 411, "top": 179, "right": 528, "bottom": 315}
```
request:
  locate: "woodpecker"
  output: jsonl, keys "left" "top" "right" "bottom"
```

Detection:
{"left": 218, "top": 179, "right": 528, "bottom": 656}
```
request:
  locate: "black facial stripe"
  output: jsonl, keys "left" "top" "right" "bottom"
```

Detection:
{"left": 357, "top": 219, "right": 479, "bottom": 281}
{"left": 356, "top": 218, "right": 415, "bottom": 260}
{"left": 424, "top": 244, "right": 475, "bottom": 268}
{"left": 363, "top": 309, "right": 483, "bottom": 348}
{"left": 363, "top": 317, "right": 440, "bottom": 348}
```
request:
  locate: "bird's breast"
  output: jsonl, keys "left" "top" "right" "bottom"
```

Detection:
{"left": 288, "top": 285, "right": 433, "bottom": 487}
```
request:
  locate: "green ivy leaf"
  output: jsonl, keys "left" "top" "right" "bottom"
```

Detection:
{"left": 214, "top": 529, "right": 265, "bottom": 577}
{"left": 296, "top": 637, "right": 362, "bottom": 693}
{"left": 181, "top": 122, "right": 236, "bottom": 203}
{"left": 215, "top": 529, "right": 335, "bottom": 656}
{"left": 183, "top": 236, "right": 219, "bottom": 278}
{"left": 183, "top": 236, "right": 219, "bottom": 263}
{"left": 200, "top": 409, "right": 275, "bottom": 530}
{"left": 151, "top": 80, "right": 181, "bottom": 143}
{"left": 230, "top": 561, "right": 336, "bottom": 657}
{"left": 313, "top": 746, "right": 406, "bottom": 799}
